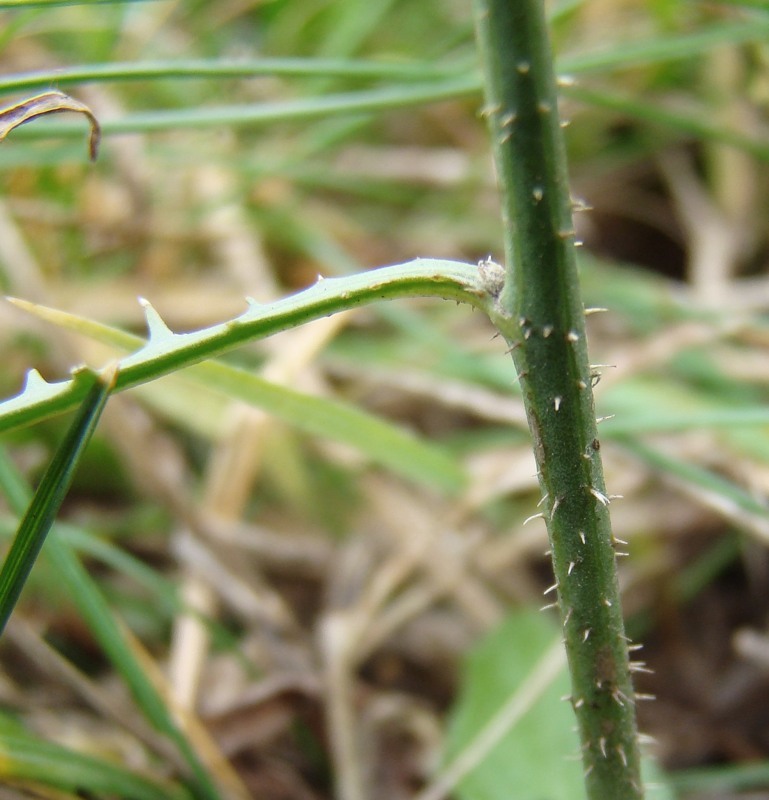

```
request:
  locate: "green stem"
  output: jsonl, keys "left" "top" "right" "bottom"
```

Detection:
{"left": 472, "top": 0, "right": 644, "bottom": 797}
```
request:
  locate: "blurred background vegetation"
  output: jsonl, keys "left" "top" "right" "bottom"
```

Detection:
{"left": 1, "top": 1, "right": 769, "bottom": 798}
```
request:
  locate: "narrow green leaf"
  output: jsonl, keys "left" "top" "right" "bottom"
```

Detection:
{"left": 0, "top": 727, "right": 192, "bottom": 800}
{"left": 4, "top": 305, "right": 466, "bottom": 491}
{"left": 559, "top": 18, "right": 769, "bottom": 74}
{"left": 618, "top": 437, "right": 769, "bottom": 520}
{"left": 0, "top": 59, "right": 464, "bottom": 95}
{"left": 0, "top": 0, "right": 155, "bottom": 6}
{"left": 2, "top": 77, "right": 480, "bottom": 142}
{"left": 41, "top": 535, "right": 224, "bottom": 799}
{"left": 201, "top": 360, "right": 466, "bottom": 491}
{"left": 0, "top": 365, "right": 115, "bottom": 636}
{"left": 0, "top": 260, "right": 487, "bottom": 435}
{"left": 0, "top": 448, "right": 225, "bottom": 800}
{"left": 568, "top": 84, "right": 769, "bottom": 161}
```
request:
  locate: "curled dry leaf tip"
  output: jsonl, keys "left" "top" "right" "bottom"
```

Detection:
{"left": 0, "top": 90, "right": 101, "bottom": 160}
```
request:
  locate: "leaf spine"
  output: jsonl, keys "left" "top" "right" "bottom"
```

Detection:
{"left": 139, "top": 297, "right": 173, "bottom": 340}
{"left": 23, "top": 369, "right": 49, "bottom": 391}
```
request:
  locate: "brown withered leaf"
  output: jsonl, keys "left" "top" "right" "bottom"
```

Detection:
{"left": 0, "top": 90, "right": 101, "bottom": 160}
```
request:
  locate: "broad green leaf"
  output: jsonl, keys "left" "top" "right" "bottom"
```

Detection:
{"left": 441, "top": 610, "right": 584, "bottom": 800}
{"left": 441, "top": 610, "right": 673, "bottom": 800}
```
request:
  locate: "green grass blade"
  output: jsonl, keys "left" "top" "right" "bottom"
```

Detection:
{"left": 0, "top": 58, "right": 462, "bottom": 95}
{"left": 618, "top": 437, "right": 769, "bottom": 521}
{"left": 559, "top": 18, "right": 769, "bottom": 74}
{"left": 0, "top": 727, "right": 193, "bottom": 800}
{"left": 568, "top": 84, "right": 769, "bottom": 161}
{"left": 200, "top": 360, "right": 466, "bottom": 491}
{"left": 39, "top": 534, "right": 225, "bottom": 799}
{"left": 0, "top": 0, "right": 155, "bottom": 6}
{"left": 3, "top": 76, "right": 480, "bottom": 142}
{"left": 668, "top": 760, "right": 769, "bottom": 796}
{"left": 1, "top": 18, "right": 764, "bottom": 96}
{"left": 0, "top": 365, "right": 115, "bottom": 636}
{"left": 0, "top": 512, "right": 179, "bottom": 614}
{"left": 0, "top": 447, "right": 226, "bottom": 799}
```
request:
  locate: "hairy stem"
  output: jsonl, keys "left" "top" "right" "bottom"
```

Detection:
{"left": 472, "top": 0, "right": 644, "bottom": 796}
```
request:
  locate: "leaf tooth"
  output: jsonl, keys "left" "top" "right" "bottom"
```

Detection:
{"left": 3, "top": 367, "right": 74, "bottom": 410}
{"left": 138, "top": 297, "right": 173, "bottom": 340}
{"left": 241, "top": 296, "right": 263, "bottom": 318}
{"left": 22, "top": 368, "right": 49, "bottom": 391}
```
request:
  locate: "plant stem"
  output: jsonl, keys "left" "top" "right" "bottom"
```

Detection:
{"left": 472, "top": 0, "right": 644, "bottom": 796}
